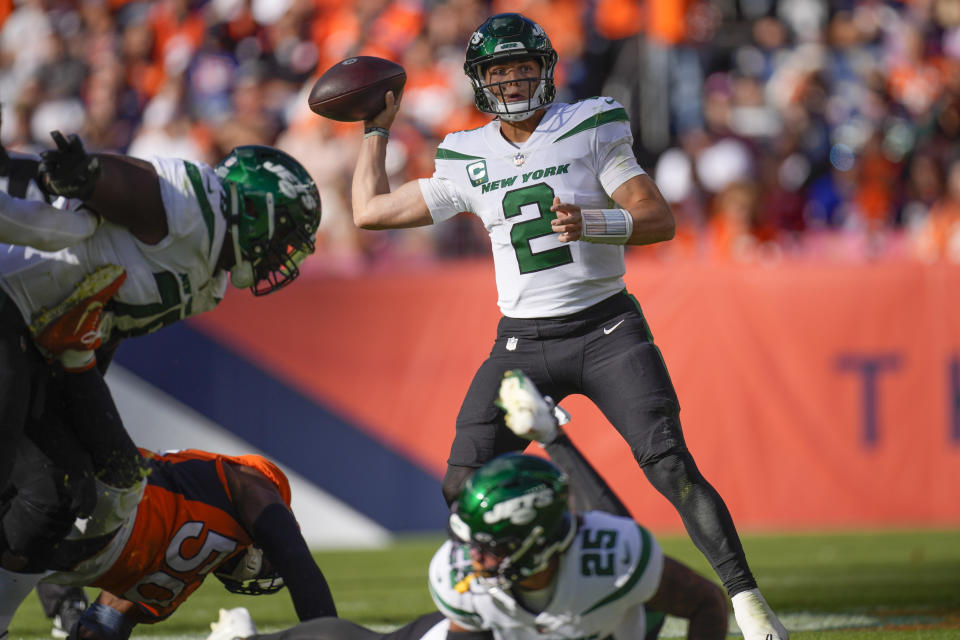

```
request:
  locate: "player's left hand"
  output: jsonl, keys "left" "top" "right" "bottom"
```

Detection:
{"left": 551, "top": 196, "right": 582, "bottom": 242}
{"left": 38, "top": 130, "right": 101, "bottom": 200}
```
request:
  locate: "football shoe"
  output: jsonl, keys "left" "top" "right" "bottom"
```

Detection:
{"left": 496, "top": 370, "right": 569, "bottom": 443}
{"left": 732, "top": 589, "right": 790, "bottom": 640}
{"left": 30, "top": 264, "right": 126, "bottom": 372}
{"left": 207, "top": 607, "right": 257, "bottom": 640}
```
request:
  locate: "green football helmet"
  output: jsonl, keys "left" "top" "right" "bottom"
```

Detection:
{"left": 215, "top": 145, "right": 320, "bottom": 296}
{"left": 449, "top": 453, "right": 575, "bottom": 588}
{"left": 463, "top": 13, "right": 558, "bottom": 122}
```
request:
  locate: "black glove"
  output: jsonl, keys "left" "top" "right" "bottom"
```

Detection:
{"left": 38, "top": 130, "right": 101, "bottom": 200}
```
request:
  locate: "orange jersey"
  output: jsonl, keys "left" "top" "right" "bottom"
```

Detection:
{"left": 91, "top": 449, "right": 291, "bottom": 620}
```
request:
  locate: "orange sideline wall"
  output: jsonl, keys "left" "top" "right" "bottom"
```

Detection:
{"left": 192, "top": 257, "right": 960, "bottom": 532}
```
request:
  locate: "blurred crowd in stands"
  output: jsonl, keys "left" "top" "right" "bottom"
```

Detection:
{"left": 1, "top": 0, "right": 959, "bottom": 271}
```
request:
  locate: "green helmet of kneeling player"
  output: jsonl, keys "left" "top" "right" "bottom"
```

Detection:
{"left": 215, "top": 145, "right": 321, "bottom": 296}
{"left": 463, "top": 13, "right": 558, "bottom": 122}
{"left": 448, "top": 453, "right": 576, "bottom": 589}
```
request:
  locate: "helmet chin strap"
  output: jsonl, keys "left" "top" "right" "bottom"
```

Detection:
{"left": 486, "top": 79, "right": 549, "bottom": 122}
{"left": 227, "top": 182, "right": 255, "bottom": 289}
{"left": 499, "top": 109, "right": 538, "bottom": 122}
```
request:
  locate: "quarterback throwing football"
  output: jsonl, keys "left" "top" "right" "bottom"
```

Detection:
{"left": 350, "top": 13, "right": 788, "bottom": 640}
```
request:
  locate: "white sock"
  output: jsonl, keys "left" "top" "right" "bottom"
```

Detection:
{"left": 731, "top": 587, "right": 763, "bottom": 608}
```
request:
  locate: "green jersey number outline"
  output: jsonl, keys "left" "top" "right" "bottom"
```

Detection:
{"left": 503, "top": 183, "right": 573, "bottom": 274}
{"left": 580, "top": 528, "right": 618, "bottom": 577}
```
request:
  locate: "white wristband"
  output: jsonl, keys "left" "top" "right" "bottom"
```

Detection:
{"left": 580, "top": 208, "right": 633, "bottom": 244}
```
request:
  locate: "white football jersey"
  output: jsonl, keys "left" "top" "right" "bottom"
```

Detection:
{"left": 0, "top": 156, "right": 229, "bottom": 338}
{"left": 419, "top": 98, "right": 645, "bottom": 318}
{"left": 428, "top": 511, "right": 664, "bottom": 640}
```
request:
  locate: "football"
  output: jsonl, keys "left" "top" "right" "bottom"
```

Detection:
{"left": 308, "top": 56, "right": 406, "bottom": 122}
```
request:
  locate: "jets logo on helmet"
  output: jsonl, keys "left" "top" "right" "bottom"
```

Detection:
{"left": 264, "top": 160, "right": 311, "bottom": 199}
{"left": 482, "top": 486, "right": 555, "bottom": 525}
{"left": 451, "top": 453, "right": 576, "bottom": 588}
{"left": 216, "top": 146, "right": 321, "bottom": 296}
{"left": 463, "top": 13, "right": 558, "bottom": 122}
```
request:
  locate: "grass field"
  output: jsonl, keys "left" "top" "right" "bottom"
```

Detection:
{"left": 7, "top": 529, "right": 960, "bottom": 640}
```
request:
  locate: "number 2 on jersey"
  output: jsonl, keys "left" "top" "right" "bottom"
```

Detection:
{"left": 503, "top": 184, "right": 573, "bottom": 274}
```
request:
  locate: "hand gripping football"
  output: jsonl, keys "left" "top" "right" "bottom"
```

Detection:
{"left": 308, "top": 56, "right": 406, "bottom": 122}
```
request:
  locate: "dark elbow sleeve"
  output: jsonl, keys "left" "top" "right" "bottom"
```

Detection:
{"left": 251, "top": 503, "right": 337, "bottom": 620}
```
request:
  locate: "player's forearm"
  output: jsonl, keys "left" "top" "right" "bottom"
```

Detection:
{"left": 0, "top": 191, "right": 98, "bottom": 250}
{"left": 252, "top": 503, "right": 337, "bottom": 620}
{"left": 645, "top": 557, "right": 727, "bottom": 640}
{"left": 607, "top": 174, "right": 675, "bottom": 246}
{"left": 73, "top": 595, "right": 140, "bottom": 640}
{"left": 351, "top": 136, "right": 392, "bottom": 228}
{"left": 625, "top": 200, "right": 675, "bottom": 246}
{"left": 685, "top": 604, "right": 729, "bottom": 640}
